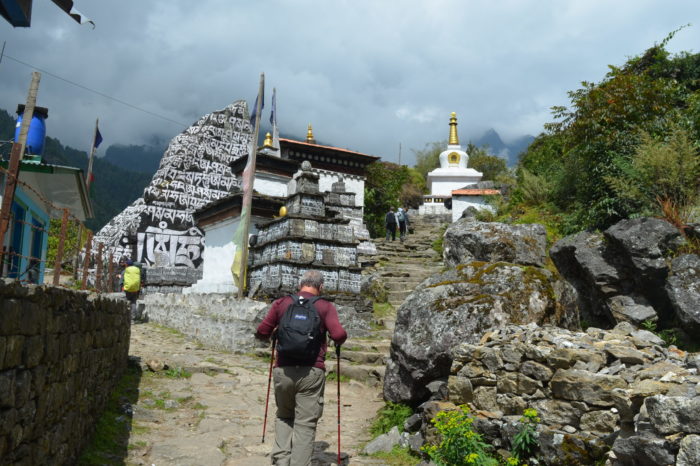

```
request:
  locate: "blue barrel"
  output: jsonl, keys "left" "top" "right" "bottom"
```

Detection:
{"left": 14, "top": 111, "right": 47, "bottom": 156}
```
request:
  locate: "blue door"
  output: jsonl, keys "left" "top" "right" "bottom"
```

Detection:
{"left": 27, "top": 217, "right": 44, "bottom": 283}
{"left": 8, "top": 202, "right": 25, "bottom": 278}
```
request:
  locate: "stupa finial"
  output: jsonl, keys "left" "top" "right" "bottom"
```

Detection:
{"left": 306, "top": 124, "right": 316, "bottom": 144}
{"left": 449, "top": 112, "right": 459, "bottom": 145}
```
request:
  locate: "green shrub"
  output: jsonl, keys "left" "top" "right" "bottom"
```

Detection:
{"left": 422, "top": 405, "right": 499, "bottom": 465}
{"left": 370, "top": 402, "right": 414, "bottom": 436}
{"left": 511, "top": 408, "right": 540, "bottom": 462}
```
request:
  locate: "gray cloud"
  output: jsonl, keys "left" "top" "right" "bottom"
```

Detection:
{"left": 1, "top": 0, "right": 698, "bottom": 166}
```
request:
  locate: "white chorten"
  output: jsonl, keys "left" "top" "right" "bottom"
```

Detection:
{"left": 419, "top": 112, "right": 483, "bottom": 215}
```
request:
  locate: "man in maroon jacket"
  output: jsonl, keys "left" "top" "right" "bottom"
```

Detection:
{"left": 256, "top": 270, "right": 347, "bottom": 466}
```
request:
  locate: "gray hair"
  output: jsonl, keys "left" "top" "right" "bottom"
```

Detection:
{"left": 299, "top": 270, "right": 324, "bottom": 290}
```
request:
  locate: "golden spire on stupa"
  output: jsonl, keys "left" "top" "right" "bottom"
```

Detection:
{"left": 306, "top": 124, "right": 316, "bottom": 144}
{"left": 448, "top": 112, "right": 460, "bottom": 145}
{"left": 263, "top": 132, "right": 273, "bottom": 148}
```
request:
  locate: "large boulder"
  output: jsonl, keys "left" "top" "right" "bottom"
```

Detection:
{"left": 666, "top": 254, "right": 700, "bottom": 335}
{"left": 550, "top": 217, "right": 689, "bottom": 330}
{"left": 605, "top": 218, "right": 684, "bottom": 285}
{"left": 383, "top": 261, "right": 573, "bottom": 405}
{"left": 442, "top": 220, "right": 548, "bottom": 268}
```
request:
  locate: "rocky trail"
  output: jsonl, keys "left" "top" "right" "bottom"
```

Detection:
{"left": 86, "top": 216, "right": 449, "bottom": 466}
{"left": 371, "top": 216, "right": 446, "bottom": 309}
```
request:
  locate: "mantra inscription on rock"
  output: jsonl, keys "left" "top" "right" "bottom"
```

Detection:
{"left": 93, "top": 100, "right": 252, "bottom": 279}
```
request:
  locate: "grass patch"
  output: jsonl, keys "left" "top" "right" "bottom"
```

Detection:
{"left": 77, "top": 361, "right": 142, "bottom": 465}
{"left": 326, "top": 371, "right": 351, "bottom": 383}
{"left": 162, "top": 367, "right": 192, "bottom": 379}
{"left": 431, "top": 224, "right": 449, "bottom": 255}
{"left": 369, "top": 446, "right": 421, "bottom": 465}
{"left": 370, "top": 402, "right": 414, "bottom": 437}
{"left": 152, "top": 323, "right": 186, "bottom": 338}
{"left": 373, "top": 302, "right": 395, "bottom": 319}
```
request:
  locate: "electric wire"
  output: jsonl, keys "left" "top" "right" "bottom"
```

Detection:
{"left": 2, "top": 53, "right": 188, "bottom": 128}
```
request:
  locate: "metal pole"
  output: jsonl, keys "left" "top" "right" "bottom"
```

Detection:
{"left": 52, "top": 209, "right": 69, "bottom": 286}
{"left": 0, "top": 71, "right": 41, "bottom": 275}
{"left": 237, "top": 72, "right": 264, "bottom": 298}
{"left": 0, "top": 41, "right": 6, "bottom": 66}
{"left": 80, "top": 231, "right": 93, "bottom": 289}
{"left": 261, "top": 335, "right": 276, "bottom": 443}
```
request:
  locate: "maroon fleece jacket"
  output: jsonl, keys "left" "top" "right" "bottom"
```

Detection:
{"left": 256, "top": 291, "right": 347, "bottom": 371}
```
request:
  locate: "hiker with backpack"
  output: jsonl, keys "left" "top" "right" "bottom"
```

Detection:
{"left": 255, "top": 270, "right": 347, "bottom": 466}
{"left": 397, "top": 207, "right": 409, "bottom": 243}
{"left": 122, "top": 258, "right": 142, "bottom": 318}
{"left": 385, "top": 207, "right": 398, "bottom": 241}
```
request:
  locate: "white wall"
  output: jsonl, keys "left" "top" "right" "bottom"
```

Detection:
{"left": 316, "top": 170, "right": 365, "bottom": 209}
{"left": 187, "top": 216, "right": 263, "bottom": 294}
{"left": 254, "top": 172, "right": 288, "bottom": 197}
{"left": 452, "top": 196, "right": 495, "bottom": 223}
{"left": 418, "top": 203, "right": 450, "bottom": 216}
{"left": 431, "top": 177, "right": 480, "bottom": 197}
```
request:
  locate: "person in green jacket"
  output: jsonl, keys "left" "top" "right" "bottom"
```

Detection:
{"left": 122, "top": 258, "right": 141, "bottom": 315}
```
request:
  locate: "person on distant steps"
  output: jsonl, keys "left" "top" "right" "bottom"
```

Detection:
{"left": 385, "top": 207, "right": 397, "bottom": 241}
{"left": 255, "top": 270, "right": 347, "bottom": 466}
{"left": 397, "top": 207, "right": 409, "bottom": 242}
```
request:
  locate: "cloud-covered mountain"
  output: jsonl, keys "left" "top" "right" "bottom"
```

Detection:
{"left": 472, "top": 129, "right": 534, "bottom": 167}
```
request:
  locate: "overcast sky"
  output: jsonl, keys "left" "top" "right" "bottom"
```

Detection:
{"left": 1, "top": 1, "right": 698, "bottom": 166}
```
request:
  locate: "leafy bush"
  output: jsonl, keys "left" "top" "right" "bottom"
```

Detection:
{"left": 422, "top": 406, "right": 541, "bottom": 466}
{"left": 511, "top": 408, "right": 540, "bottom": 462}
{"left": 605, "top": 127, "right": 700, "bottom": 226}
{"left": 370, "top": 402, "right": 414, "bottom": 436}
{"left": 421, "top": 405, "right": 499, "bottom": 466}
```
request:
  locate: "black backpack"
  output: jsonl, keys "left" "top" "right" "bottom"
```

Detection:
{"left": 276, "top": 295, "right": 323, "bottom": 364}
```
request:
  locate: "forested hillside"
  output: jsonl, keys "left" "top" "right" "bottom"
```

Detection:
{"left": 508, "top": 30, "right": 700, "bottom": 235}
{"left": 0, "top": 109, "right": 151, "bottom": 231}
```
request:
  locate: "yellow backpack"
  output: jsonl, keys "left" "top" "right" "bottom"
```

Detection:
{"left": 123, "top": 266, "right": 141, "bottom": 292}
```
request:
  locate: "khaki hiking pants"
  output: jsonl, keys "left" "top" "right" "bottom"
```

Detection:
{"left": 271, "top": 366, "right": 326, "bottom": 466}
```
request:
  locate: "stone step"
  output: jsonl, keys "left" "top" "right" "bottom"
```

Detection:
{"left": 338, "top": 350, "right": 388, "bottom": 365}
{"left": 325, "top": 360, "right": 386, "bottom": 386}
{"left": 345, "top": 340, "right": 391, "bottom": 354}
{"left": 388, "top": 290, "right": 412, "bottom": 301}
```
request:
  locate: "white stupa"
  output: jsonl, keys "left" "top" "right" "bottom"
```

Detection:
{"left": 419, "top": 112, "right": 483, "bottom": 216}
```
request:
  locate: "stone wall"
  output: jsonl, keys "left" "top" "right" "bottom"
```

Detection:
{"left": 442, "top": 322, "right": 700, "bottom": 465}
{"left": 0, "top": 280, "right": 130, "bottom": 465}
{"left": 141, "top": 293, "right": 268, "bottom": 353}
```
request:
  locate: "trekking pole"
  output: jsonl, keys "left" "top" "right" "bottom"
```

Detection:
{"left": 336, "top": 343, "right": 342, "bottom": 465}
{"left": 262, "top": 334, "right": 277, "bottom": 443}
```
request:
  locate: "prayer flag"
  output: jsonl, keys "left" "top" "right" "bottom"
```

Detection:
{"left": 94, "top": 126, "right": 103, "bottom": 149}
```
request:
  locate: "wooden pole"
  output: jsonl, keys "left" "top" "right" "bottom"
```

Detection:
{"left": 52, "top": 209, "right": 69, "bottom": 286}
{"left": 0, "top": 71, "right": 41, "bottom": 275}
{"left": 108, "top": 252, "right": 115, "bottom": 292}
{"left": 95, "top": 242, "right": 104, "bottom": 292}
{"left": 73, "top": 222, "right": 83, "bottom": 280}
{"left": 237, "top": 72, "right": 264, "bottom": 299}
{"left": 80, "top": 231, "right": 93, "bottom": 290}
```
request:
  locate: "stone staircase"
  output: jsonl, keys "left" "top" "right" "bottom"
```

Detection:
{"left": 373, "top": 216, "right": 446, "bottom": 308}
{"left": 325, "top": 215, "right": 448, "bottom": 386}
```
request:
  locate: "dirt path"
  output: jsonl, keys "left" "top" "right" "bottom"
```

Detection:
{"left": 124, "top": 323, "right": 385, "bottom": 465}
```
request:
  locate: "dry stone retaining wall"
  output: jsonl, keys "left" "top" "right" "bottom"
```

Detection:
{"left": 141, "top": 293, "right": 268, "bottom": 353}
{"left": 444, "top": 322, "right": 700, "bottom": 464}
{"left": 0, "top": 280, "right": 130, "bottom": 465}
